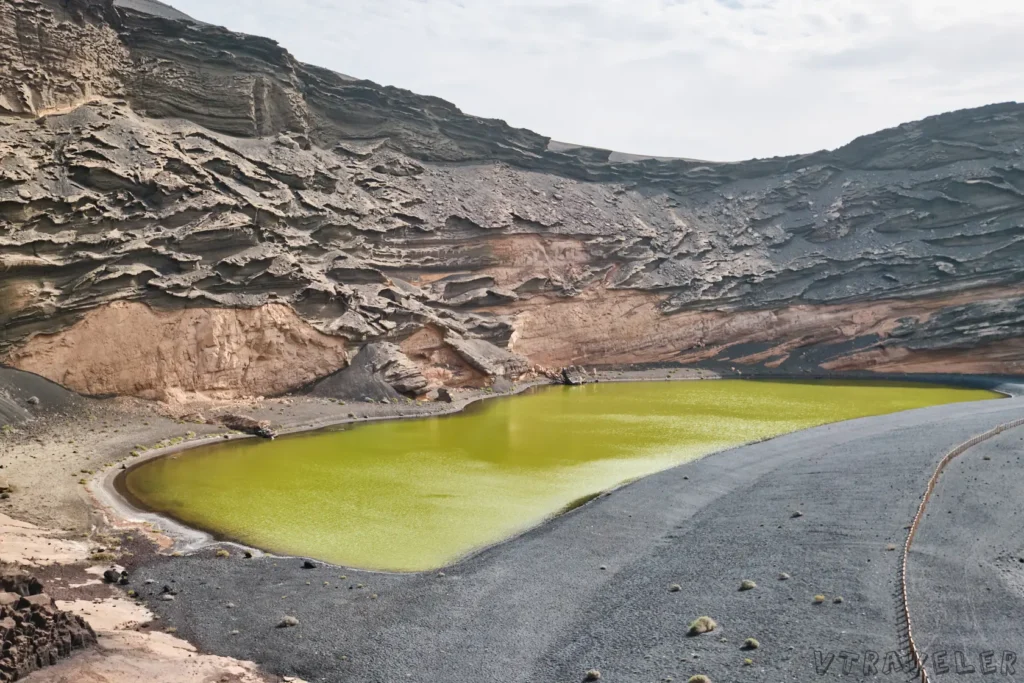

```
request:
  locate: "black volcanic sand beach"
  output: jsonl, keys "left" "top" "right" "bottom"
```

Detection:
{"left": 910, "top": 426, "right": 1024, "bottom": 681}
{"left": 126, "top": 388, "right": 1024, "bottom": 683}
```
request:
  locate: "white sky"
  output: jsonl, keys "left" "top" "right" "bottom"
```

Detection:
{"left": 169, "top": 0, "right": 1024, "bottom": 161}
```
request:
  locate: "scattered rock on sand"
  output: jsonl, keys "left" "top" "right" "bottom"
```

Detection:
{"left": 584, "top": 669, "right": 601, "bottom": 681}
{"left": 215, "top": 414, "right": 276, "bottom": 439}
{"left": 560, "top": 366, "right": 593, "bottom": 386}
{"left": 279, "top": 615, "right": 299, "bottom": 628}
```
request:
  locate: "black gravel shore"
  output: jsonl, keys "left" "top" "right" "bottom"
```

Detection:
{"left": 910, "top": 425, "right": 1024, "bottom": 681}
{"left": 131, "top": 390, "right": 1024, "bottom": 683}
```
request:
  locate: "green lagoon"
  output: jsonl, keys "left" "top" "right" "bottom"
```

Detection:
{"left": 123, "top": 380, "right": 998, "bottom": 571}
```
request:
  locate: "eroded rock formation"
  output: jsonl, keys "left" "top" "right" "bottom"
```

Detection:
{"left": 2, "top": 0, "right": 1024, "bottom": 400}
{"left": 4, "top": 302, "right": 348, "bottom": 400}
{"left": 0, "top": 571, "right": 97, "bottom": 681}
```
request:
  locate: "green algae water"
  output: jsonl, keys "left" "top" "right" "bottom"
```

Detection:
{"left": 123, "top": 380, "right": 997, "bottom": 571}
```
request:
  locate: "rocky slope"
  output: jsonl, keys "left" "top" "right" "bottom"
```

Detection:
{"left": 2, "top": 0, "right": 1024, "bottom": 401}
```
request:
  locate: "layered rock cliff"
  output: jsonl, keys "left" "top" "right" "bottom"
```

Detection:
{"left": 2, "top": 0, "right": 1024, "bottom": 400}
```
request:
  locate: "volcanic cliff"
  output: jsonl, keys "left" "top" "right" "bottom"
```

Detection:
{"left": 2, "top": 0, "right": 1024, "bottom": 401}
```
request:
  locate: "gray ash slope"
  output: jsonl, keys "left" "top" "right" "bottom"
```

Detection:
{"left": 2, "top": 0, "right": 1024, "bottom": 400}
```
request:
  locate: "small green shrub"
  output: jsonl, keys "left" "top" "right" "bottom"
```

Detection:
{"left": 688, "top": 616, "right": 717, "bottom": 636}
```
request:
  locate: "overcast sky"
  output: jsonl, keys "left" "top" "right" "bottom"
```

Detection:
{"left": 169, "top": 0, "right": 1023, "bottom": 161}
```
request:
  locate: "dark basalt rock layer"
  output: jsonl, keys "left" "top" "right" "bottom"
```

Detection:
{"left": 2, "top": 0, "right": 1024, "bottom": 399}
{"left": 0, "top": 571, "right": 97, "bottom": 681}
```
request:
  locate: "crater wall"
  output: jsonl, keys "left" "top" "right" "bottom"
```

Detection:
{"left": 3, "top": 0, "right": 1024, "bottom": 398}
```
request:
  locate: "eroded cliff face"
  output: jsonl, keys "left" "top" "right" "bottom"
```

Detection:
{"left": 5, "top": 302, "right": 349, "bottom": 400}
{"left": 2, "top": 0, "right": 1024, "bottom": 399}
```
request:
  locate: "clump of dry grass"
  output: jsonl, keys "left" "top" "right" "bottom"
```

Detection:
{"left": 687, "top": 676, "right": 712, "bottom": 683}
{"left": 688, "top": 616, "right": 717, "bottom": 636}
{"left": 743, "top": 638, "right": 760, "bottom": 650}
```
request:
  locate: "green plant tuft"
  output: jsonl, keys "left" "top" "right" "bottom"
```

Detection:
{"left": 688, "top": 616, "right": 717, "bottom": 636}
